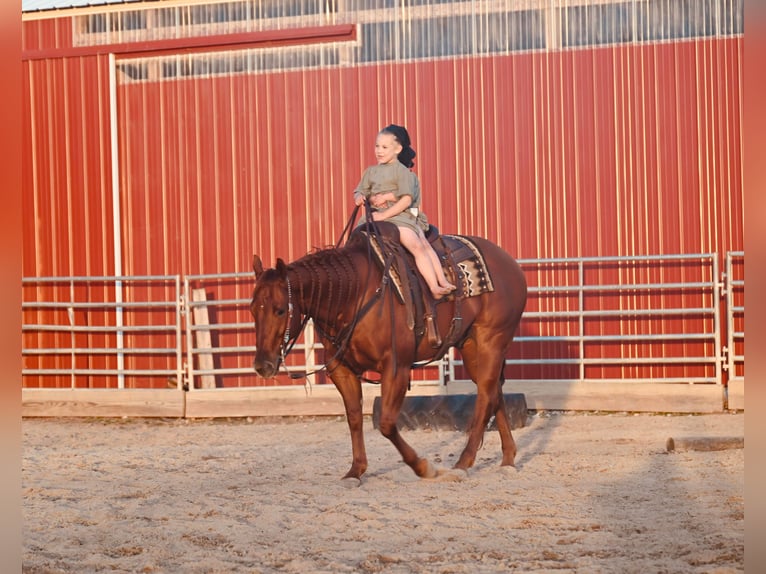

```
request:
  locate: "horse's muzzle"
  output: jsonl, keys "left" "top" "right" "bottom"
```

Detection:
{"left": 253, "top": 356, "right": 279, "bottom": 379}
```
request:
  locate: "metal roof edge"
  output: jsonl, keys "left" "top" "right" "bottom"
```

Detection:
{"left": 21, "top": 0, "right": 197, "bottom": 17}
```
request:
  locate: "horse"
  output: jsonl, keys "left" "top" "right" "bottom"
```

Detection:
{"left": 250, "top": 223, "right": 527, "bottom": 485}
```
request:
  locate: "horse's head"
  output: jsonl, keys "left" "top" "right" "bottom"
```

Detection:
{"left": 250, "top": 254, "right": 300, "bottom": 378}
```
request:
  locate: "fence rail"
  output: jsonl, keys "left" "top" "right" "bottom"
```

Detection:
{"left": 22, "top": 253, "right": 744, "bottom": 390}
{"left": 449, "top": 253, "right": 723, "bottom": 385}
{"left": 22, "top": 275, "right": 184, "bottom": 389}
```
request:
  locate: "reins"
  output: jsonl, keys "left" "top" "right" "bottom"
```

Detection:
{"left": 323, "top": 200, "right": 395, "bottom": 378}
{"left": 336, "top": 204, "right": 361, "bottom": 247}
{"left": 277, "top": 200, "right": 388, "bottom": 385}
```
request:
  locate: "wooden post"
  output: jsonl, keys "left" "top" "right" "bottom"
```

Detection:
{"left": 191, "top": 288, "right": 216, "bottom": 389}
{"left": 304, "top": 319, "right": 316, "bottom": 390}
{"left": 665, "top": 436, "right": 744, "bottom": 452}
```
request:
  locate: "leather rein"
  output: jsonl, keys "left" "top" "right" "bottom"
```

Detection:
{"left": 276, "top": 201, "right": 389, "bottom": 381}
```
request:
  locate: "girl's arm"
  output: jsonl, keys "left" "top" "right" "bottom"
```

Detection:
{"left": 370, "top": 191, "right": 397, "bottom": 208}
{"left": 353, "top": 169, "right": 372, "bottom": 206}
{"left": 372, "top": 194, "right": 412, "bottom": 221}
{"left": 373, "top": 165, "right": 416, "bottom": 212}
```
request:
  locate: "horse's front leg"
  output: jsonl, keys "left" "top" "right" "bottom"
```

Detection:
{"left": 329, "top": 365, "right": 368, "bottom": 484}
{"left": 378, "top": 369, "right": 437, "bottom": 479}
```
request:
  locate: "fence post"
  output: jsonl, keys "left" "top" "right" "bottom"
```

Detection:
{"left": 191, "top": 288, "right": 216, "bottom": 389}
{"left": 304, "top": 320, "right": 316, "bottom": 391}
{"left": 183, "top": 279, "right": 194, "bottom": 391}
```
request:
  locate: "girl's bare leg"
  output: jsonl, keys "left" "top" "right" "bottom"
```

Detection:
{"left": 399, "top": 228, "right": 453, "bottom": 298}
{"left": 422, "top": 237, "right": 456, "bottom": 290}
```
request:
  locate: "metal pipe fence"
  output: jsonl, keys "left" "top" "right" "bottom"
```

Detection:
{"left": 448, "top": 253, "right": 725, "bottom": 385}
{"left": 724, "top": 251, "right": 744, "bottom": 383}
{"left": 22, "top": 253, "right": 744, "bottom": 389}
{"left": 22, "top": 275, "right": 183, "bottom": 389}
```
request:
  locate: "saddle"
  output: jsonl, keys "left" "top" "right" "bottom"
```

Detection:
{"left": 353, "top": 222, "right": 494, "bottom": 353}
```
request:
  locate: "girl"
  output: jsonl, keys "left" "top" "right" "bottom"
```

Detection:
{"left": 354, "top": 124, "right": 456, "bottom": 298}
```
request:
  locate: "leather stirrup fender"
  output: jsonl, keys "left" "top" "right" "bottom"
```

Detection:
{"left": 424, "top": 314, "right": 442, "bottom": 348}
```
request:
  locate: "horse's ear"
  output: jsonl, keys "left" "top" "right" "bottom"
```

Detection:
{"left": 275, "top": 258, "right": 287, "bottom": 277}
{"left": 253, "top": 255, "right": 264, "bottom": 278}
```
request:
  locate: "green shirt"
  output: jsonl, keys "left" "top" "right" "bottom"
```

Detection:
{"left": 354, "top": 162, "right": 428, "bottom": 232}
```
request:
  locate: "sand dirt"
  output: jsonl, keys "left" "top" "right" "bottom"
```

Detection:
{"left": 23, "top": 411, "right": 744, "bottom": 573}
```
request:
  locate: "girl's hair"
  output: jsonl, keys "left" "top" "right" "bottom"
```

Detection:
{"left": 381, "top": 124, "right": 416, "bottom": 168}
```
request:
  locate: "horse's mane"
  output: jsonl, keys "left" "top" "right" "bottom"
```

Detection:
{"left": 287, "top": 242, "right": 372, "bottom": 320}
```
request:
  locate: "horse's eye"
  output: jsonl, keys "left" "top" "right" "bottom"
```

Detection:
{"left": 275, "top": 308, "right": 286, "bottom": 317}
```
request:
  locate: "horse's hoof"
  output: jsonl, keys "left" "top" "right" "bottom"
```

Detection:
{"left": 341, "top": 476, "right": 362, "bottom": 488}
{"left": 435, "top": 468, "right": 468, "bottom": 482}
{"left": 416, "top": 458, "right": 438, "bottom": 479}
{"left": 500, "top": 464, "right": 519, "bottom": 475}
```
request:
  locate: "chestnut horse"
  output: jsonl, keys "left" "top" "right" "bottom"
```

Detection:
{"left": 250, "top": 225, "right": 527, "bottom": 484}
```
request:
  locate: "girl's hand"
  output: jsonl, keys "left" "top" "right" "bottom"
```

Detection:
{"left": 372, "top": 192, "right": 395, "bottom": 207}
{"left": 354, "top": 194, "right": 365, "bottom": 206}
{"left": 370, "top": 195, "right": 387, "bottom": 208}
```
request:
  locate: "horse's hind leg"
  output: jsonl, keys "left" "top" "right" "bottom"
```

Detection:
{"left": 493, "top": 384, "right": 518, "bottom": 467}
{"left": 454, "top": 337, "right": 514, "bottom": 470}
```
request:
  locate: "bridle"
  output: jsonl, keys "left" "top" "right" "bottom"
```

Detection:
{"left": 278, "top": 274, "right": 294, "bottom": 367}
{"left": 276, "top": 273, "right": 312, "bottom": 376}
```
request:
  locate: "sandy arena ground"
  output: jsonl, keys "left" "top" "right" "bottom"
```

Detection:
{"left": 23, "top": 411, "right": 744, "bottom": 573}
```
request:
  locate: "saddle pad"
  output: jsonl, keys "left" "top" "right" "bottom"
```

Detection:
{"left": 442, "top": 235, "right": 495, "bottom": 298}
{"left": 361, "top": 231, "right": 494, "bottom": 301}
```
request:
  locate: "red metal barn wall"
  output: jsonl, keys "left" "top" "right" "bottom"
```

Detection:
{"left": 22, "top": 3, "right": 744, "bottom": 389}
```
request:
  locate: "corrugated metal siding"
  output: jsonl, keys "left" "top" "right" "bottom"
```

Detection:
{"left": 23, "top": 53, "right": 118, "bottom": 388}
{"left": 22, "top": 1, "right": 744, "bottom": 388}
{"left": 22, "top": 15, "right": 73, "bottom": 50}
